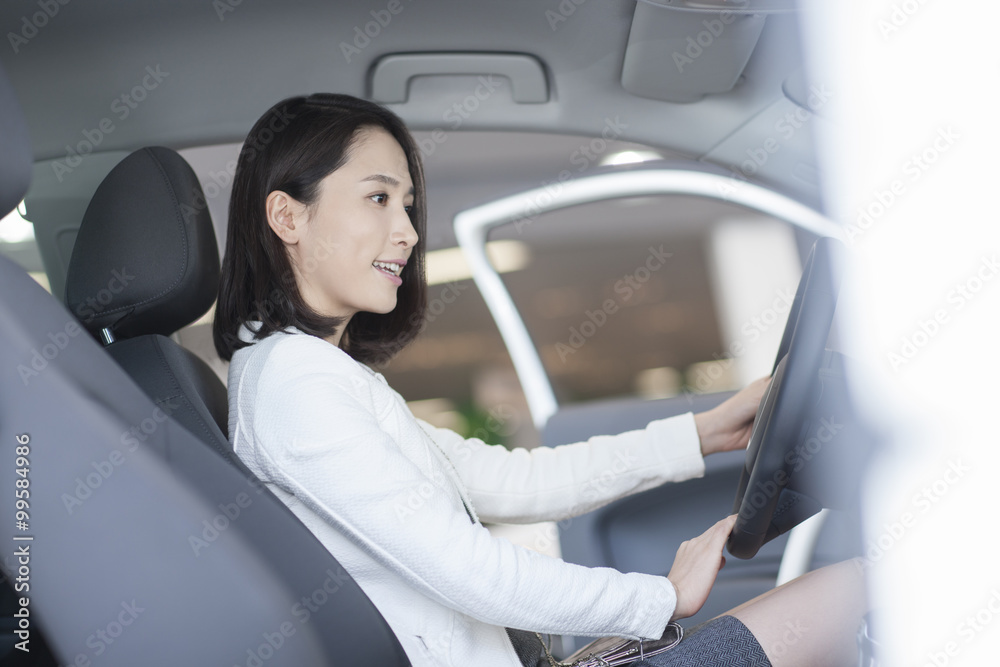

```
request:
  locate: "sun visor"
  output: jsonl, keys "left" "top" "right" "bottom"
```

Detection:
{"left": 621, "top": 1, "right": 792, "bottom": 103}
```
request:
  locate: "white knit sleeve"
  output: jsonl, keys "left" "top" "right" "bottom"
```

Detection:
{"left": 416, "top": 414, "right": 705, "bottom": 525}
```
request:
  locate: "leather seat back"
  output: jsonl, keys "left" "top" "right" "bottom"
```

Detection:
{"left": 65, "top": 146, "right": 229, "bottom": 453}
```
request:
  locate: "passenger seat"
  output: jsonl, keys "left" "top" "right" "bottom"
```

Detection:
{"left": 64, "top": 146, "right": 229, "bottom": 456}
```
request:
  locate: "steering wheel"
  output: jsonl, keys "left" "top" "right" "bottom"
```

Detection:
{"left": 726, "top": 237, "right": 845, "bottom": 560}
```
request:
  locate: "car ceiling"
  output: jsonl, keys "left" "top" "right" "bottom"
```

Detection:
{"left": 0, "top": 0, "right": 824, "bottom": 214}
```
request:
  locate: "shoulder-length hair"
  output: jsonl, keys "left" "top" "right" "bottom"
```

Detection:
{"left": 213, "top": 93, "right": 427, "bottom": 366}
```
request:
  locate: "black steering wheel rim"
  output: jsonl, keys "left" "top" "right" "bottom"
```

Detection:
{"left": 727, "top": 237, "right": 844, "bottom": 559}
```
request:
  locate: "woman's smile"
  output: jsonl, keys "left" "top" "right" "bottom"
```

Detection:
{"left": 372, "top": 258, "right": 405, "bottom": 286}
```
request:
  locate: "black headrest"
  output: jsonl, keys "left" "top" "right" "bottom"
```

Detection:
{"left": 65, "top": 147, "right": 220, "bottom": 339}
{"left": 0, "top": 64, "right": 32, "bottom": 216}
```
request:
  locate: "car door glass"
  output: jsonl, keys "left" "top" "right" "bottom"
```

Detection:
{"left": 486, "top": 194, "right": 809, "bottom": 403}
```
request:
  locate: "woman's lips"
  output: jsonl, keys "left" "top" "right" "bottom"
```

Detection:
{"left": 374, "top": 264, "right": 403, "bottom": 286}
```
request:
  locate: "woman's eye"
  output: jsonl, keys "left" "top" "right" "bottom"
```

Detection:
{"left": 370, "top": 193, "right": 388, "bottom": 205}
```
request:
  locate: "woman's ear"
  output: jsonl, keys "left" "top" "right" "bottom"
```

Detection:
{"left": 265, "top": 190, "right": 305, "bottom": 244}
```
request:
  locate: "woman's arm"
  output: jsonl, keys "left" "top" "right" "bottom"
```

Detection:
{"left": 418, "top": 378, "right": 768, "bottom": 525}
{"left": 416, "top": 414, "right": 705, "bottom": 525}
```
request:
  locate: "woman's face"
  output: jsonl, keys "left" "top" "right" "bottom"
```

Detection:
{"left": 270, "top": 127, "right": 418, "bottom": 334}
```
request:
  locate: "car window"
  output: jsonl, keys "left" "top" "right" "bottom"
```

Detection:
{"left": 487, "top": 194, "right": 809, "bottom": 404}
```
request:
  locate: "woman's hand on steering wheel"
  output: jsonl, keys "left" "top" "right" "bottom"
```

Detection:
{"left": 694, "top": 377, "right": 771, "bottom": 456}
{"left": 667, "top": 514, "right": 737, "bottom": 621}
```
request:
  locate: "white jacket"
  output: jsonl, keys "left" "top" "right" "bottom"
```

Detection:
{"left": 228, "top": 324, "right": 706, "bottom": 667}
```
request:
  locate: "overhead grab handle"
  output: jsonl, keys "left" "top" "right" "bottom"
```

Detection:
{"left": 369, "top": 53, "right": 549, "bottom": 104}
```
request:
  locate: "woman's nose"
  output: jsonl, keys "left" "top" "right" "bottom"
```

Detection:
{"left": 393, "top": 210, "right": 419, "bottom": 248}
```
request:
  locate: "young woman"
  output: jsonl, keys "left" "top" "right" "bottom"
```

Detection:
{"left": 214, "top": 93, "right": 866, "bottom": 667}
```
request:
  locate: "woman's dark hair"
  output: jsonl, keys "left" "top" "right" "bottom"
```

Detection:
{"left": 213, "top": 93, "right": 427, "bottom": 366}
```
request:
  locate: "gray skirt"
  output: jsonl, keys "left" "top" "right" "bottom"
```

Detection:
{"left": 626, "top": 615, "right": 771, "bottom": 667}
{"left": 513, "top": 615, "right": 771, "bottom": 667}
